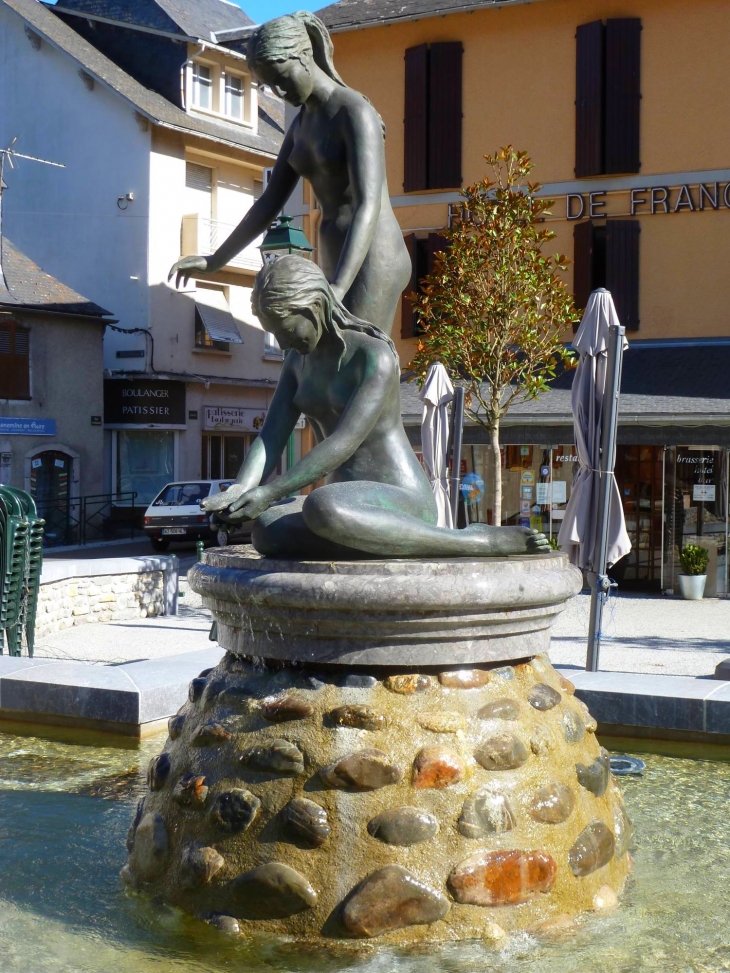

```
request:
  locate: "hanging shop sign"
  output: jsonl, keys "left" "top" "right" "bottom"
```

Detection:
{"left": 566, "top": 182, "right": 730, "bottom": 220}
{"left": 0, "top": 417, "right": 55, "bottom": 436}
{"left": 104, "top": 380, "right": 186, "bottom": 426}
{"left": 204, "top": 406, "right": 306, "bottom": 433}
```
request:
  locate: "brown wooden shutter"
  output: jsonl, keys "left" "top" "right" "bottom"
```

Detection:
{"left": 606, "top": 220, "right": 640, "bottom": 330}
{"left": 401, "top": 233, "right": 419, "bottom": 338}
{"left": 428, "top": 42, "right": 462, "bottom": 190}
{"left": 427, "top": 232, "right": 449, "bottom": 274}
{"left": 404, "top": 44, "right": 429, "bottom": 193}
{"left": 573, "top": 220, "right": 594, "bottom": 325}
{"left": 0, "top": 320, "right": 30, "bottom": 399}
{"left": 575, "top": 21, "right": 604, "bottom": 177}
{"left": 604, "top": 19, "right": 641, "bottom": 174}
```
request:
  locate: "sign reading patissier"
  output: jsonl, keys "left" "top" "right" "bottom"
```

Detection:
{"left": 104, "top": 380, "right": 186, "bottom": 426}
{"left": 204, "top": 406, "right": 306, "bottom": 432}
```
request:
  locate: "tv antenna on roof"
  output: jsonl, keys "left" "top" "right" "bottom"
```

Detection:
{"left": 0, "top": 137, "right": 65, "bottom": 286}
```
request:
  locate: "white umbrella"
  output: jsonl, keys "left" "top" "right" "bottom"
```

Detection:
{"left": 558, "top": 289, "right": 631, "bottom": 569}
{"left": 420, "top": 362, "right": 454, "bottom": 528}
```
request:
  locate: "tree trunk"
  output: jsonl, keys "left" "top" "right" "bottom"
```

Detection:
{"left": 490, "top": 419, "right": 502, "bottom": 526}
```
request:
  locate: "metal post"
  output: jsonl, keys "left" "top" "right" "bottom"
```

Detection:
{"left": 449, "top": 386, "right": 465, "bottom": 526}
{"left": 164, "top": 554, "right": 179, "bottom": 616}
{"left": 586, "top": 323, "right": 626, "bottom": 671}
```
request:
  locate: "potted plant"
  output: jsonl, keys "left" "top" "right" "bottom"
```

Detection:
{"left": 679, "top": 544, "right": 709, "bottom": 600}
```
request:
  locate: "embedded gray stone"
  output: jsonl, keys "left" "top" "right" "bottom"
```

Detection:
{"left": 179, "top": 845, "right": 224, "bottom": 888}
{"left": 569, "top": 821, "right": 615, "bottom": 877}
{"left": 130, "top": 812, "right": 169, "bottom": 881}
{"left": 478, "top": 698, "right": 521, "bottom": 721}
{"left": 530, "top": 723, "right": 557, "bottom": 755}
{"left": 367, "top": 806, "right": 438, "bottom": 846}
{"left": 168, "top": 714, "right": 185, "bottom": 740}
{"left": 231, "top": 863, "right": 317, "bottom": 919}
{"left": 613, "top": 803, "right": 634, "bottom": 859}
{"left": 474, "top": 733, "right": 529, "bottom": 771}
{"left": 561, "top": 709, "right": 586, "bottom": 743}
{"left": 189, "top": 677, "right": 207, "bottom": 703}
{"left": 341, "top": 864, "right": 450, "bottom": 937}
{"left": 529, "top": 782, "right": 575, "bottom": 824}
{"left": 321, "top": 748, "right": 403, "bottom": 791}
{"left": 492, "top": 666, "right": 516, "bottom": 680}
{"left": 209, "top": 789, "right": 260, "bottom": 834}
{"left": 172, "top": 773, "right": 209, "bottom": 807}
{"left": 282, "top": 798, "right": 331, "bottom": 847}
{"left": 126, "top": 797, "right": 145, "bottom": 852}
{"left": 458, "top": 787, "right": 515, "bottom": 838}
{"left": 576, "top": 751, "right": 610, "bottom": 796}
{"left": 340, "top": 674, "right": 378, "bottom": 688}
{"left": 240, "top": 739, "right": 304, "bottom": 775}
{"left": 527, "top": 683, "right": 562, "bottom": 711}
{"left": 202, "top": 678, "right": 227, "bottom": 706}
{"left": 330, "top": 704, "right": 387, "bottom": 731}
{"left": 147, "top": 753, "right": 171, "bottom": 791}
{"left": 207, "top": 914, "right": 241, "bottom": 936}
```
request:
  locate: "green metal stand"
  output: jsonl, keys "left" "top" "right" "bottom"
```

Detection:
{"left": 0, "top": 486, "right": 45, "bottom": 657}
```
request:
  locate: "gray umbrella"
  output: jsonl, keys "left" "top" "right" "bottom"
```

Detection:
{"left": 558, "top": 289, "right": 631, "bottom": 570}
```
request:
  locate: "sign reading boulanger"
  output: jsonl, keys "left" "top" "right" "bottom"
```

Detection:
{"left": 104, "top": 380, "right": 186, "bottom": 426}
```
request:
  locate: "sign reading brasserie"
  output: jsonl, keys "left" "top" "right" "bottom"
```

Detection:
{"left": 567, "top": 182, "right": 730, "bottom": 220}
{"left": 204, "top": 406, "right": 306, "bottom": 432}
{"left": 104, "top": 380, "right": 186, "bottom": 426}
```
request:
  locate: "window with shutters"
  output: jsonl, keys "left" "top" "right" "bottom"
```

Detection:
{"left": 575, "top": 19, "right": 641, "bottom": 176}
{"left": 0, "top": 319, "right": 31, "bottom": 400}
{"left": 573, "top": 220, "right": 640, "bottom": 329}
{"left": 401, "top": 232, "right": 449, "bottom": 339}
{"left": 404, "top": 42, "right": 463, "bottom": 193}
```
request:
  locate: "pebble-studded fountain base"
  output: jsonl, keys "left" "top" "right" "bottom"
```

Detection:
{"left": 123, "top": 652, "right": 632, "bottom": 944}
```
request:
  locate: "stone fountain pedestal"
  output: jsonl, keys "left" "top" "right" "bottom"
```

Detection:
{"left": 123, "top": 549, "right": 632, "bottom": 944}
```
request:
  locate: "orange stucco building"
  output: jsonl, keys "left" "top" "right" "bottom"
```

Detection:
{"left": 315, "top": 0, "right": 730, "bottom": 594}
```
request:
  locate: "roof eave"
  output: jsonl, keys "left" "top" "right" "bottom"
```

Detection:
{"left": 323, "top": 0, "right": 549, "bottom": 32}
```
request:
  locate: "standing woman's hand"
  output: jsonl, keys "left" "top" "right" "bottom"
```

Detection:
{"left": 168, "top": 255, "right": 212, "bottom": 289}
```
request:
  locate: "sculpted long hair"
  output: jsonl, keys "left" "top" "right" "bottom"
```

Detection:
{"left": 252, "top": 255, "right": 398, "bottom": 369}
{"left": 248, "top": 12, "right": 346, "bottom": 87}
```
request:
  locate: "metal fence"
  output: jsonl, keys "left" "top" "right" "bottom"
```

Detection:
{"left": 35, "top": 492, "right": 139, "bottom": 548}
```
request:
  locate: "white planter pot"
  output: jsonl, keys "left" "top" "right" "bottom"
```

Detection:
{"left": 679, "top": 574, "right": 706, "bottom": 600}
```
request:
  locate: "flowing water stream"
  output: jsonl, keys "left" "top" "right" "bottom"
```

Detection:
{"left": 0, "top": 727, "right": 728, "bottom": 973}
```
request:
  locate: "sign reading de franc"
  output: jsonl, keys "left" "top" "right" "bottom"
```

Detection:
{"left": 104, "top": 380, "right": 186, "bottom": 426}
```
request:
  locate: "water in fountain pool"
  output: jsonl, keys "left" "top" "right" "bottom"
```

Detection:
{"left": 0, "top": 727, "right": 728, "bottom": 973}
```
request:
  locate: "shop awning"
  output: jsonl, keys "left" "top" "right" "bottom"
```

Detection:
{"left": 195, "top": 289, "right": 243, "bottom": 344}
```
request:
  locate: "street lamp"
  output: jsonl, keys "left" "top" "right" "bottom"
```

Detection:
{"left": 259, "top": 214, "right": 314, "bottom": 263}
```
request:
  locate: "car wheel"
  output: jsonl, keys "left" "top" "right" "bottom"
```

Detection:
{"left": 216, "top": 529, "right": 229, "bottom": 547}
{"left": 150, "top": 538, "right": 170, "bottom": 552}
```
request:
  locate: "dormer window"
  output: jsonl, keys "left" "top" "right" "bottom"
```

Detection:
{"left": 192, "top": 62, "right": 212, "bottom": 110}
{"left": 188, "top": 57, "right": 255, "bottom": 129}
{"left": 224, "top": 73, "right": 243, "bottom": 120}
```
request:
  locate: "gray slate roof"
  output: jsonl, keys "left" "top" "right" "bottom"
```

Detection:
{"left": 52, "top": 0, "right": 253, "bottom": 41}
{"left": 316, "top": 0, "right": 534, "bottom": 30}
{"left": 0, "top": 238, "right": 112, "bottom": 318}
{"left": 400, "top": 342, "right": 730, "bottom": 424}
{"left": 4, "top": 0, "right": 283, "bottom": 157}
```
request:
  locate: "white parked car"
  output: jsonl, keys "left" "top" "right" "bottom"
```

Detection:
{"left": 143, "top": 480, "right": 251, "bottom": 552}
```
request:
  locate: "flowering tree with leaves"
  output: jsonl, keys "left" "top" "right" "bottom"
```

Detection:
{"left": 408, "top": 147, "right": 578, "bottom": 525}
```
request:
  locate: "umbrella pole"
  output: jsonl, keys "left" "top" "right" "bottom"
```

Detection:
{"left": 586, "top": 322, "right": 626, "bottom": 672}
{"left": 449, "top": 386, "right": 465, "bottom": 526}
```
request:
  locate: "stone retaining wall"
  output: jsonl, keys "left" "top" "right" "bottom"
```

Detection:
{"left": 36, "top": 571, "right": 165, "bottom": 638}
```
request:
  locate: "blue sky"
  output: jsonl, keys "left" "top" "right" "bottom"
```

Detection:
{"left": 232, "top": 1, "right": 319, "bottom": 22}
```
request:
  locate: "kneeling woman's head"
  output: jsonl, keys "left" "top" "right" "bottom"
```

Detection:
{"left": 252, "top": 255, "right": 397, "bottom": 367}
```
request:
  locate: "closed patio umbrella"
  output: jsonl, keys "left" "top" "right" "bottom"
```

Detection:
{"left": 557, "top": 288, "right": 631, "bottom": 669}
{"left": 420, "top": 362, "right": 454, "bottom": 528}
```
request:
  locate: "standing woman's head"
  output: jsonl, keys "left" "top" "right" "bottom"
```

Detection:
{"left": 252, "top": 255, "right": 398, "bottom": 367}
{"left": 247, "top": 12, "right": 346, "bottom": 106}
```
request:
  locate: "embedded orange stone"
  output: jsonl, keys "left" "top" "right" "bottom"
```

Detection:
{"left": 438, "top": 669, "right": 490, "bottom": 689}
{"left": 412, "top": 746, "right": 464, "bottom": 789}
{"left": 448, "top": 850, "right": 557, "bottom": 906}
{"left": 559, "top": 674, "right": 576, "bottom": 695}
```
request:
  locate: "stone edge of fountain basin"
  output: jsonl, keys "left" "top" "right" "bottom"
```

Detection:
{"left": 188, "top": 550, "right": 584, "bottom": 667}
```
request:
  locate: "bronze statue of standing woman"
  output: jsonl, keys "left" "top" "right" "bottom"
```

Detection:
{"left": 170, "top": 11, "right": 411, "bottom": 337}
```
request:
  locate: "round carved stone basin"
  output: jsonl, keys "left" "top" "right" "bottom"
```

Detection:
{"left": 188, "top": 549, "right": 583, "bottom": 667}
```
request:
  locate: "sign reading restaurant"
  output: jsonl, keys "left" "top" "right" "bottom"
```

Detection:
{"left": 566, "top": 181, "right": 730, "bottom": 220}
{"left": 104, "top": 379, "right": 186, "bottom": 426}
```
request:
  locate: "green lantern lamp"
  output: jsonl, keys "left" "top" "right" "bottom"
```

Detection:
{"left": 259, "top": 214, "right": 314, "bottom": 263}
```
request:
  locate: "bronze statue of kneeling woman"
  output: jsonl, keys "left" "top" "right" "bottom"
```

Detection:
{"left": 204, "top": 255, "right": 549, "bottom": 560}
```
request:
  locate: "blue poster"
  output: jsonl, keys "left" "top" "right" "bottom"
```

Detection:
{"left": 460, "top": 472, "right": 485, "bottom": 506}
{"left": 0, "top": 417, "right": 56, "bottom": 436}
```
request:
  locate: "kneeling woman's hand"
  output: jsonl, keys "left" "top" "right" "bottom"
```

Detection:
{"left": 226, "top": 485, "right": 274, "bottom": 521}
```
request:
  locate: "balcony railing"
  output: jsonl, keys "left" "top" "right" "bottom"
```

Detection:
{"left": 181, "top": 214, "right": 263, "bottom": 273}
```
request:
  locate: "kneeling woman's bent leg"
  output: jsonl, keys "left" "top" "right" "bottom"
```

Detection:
{"left": 302, "top": 481, "right": 549, "bottom": 558}
{"left": 252, "top": 496, "right": 366, "bottom": 558}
